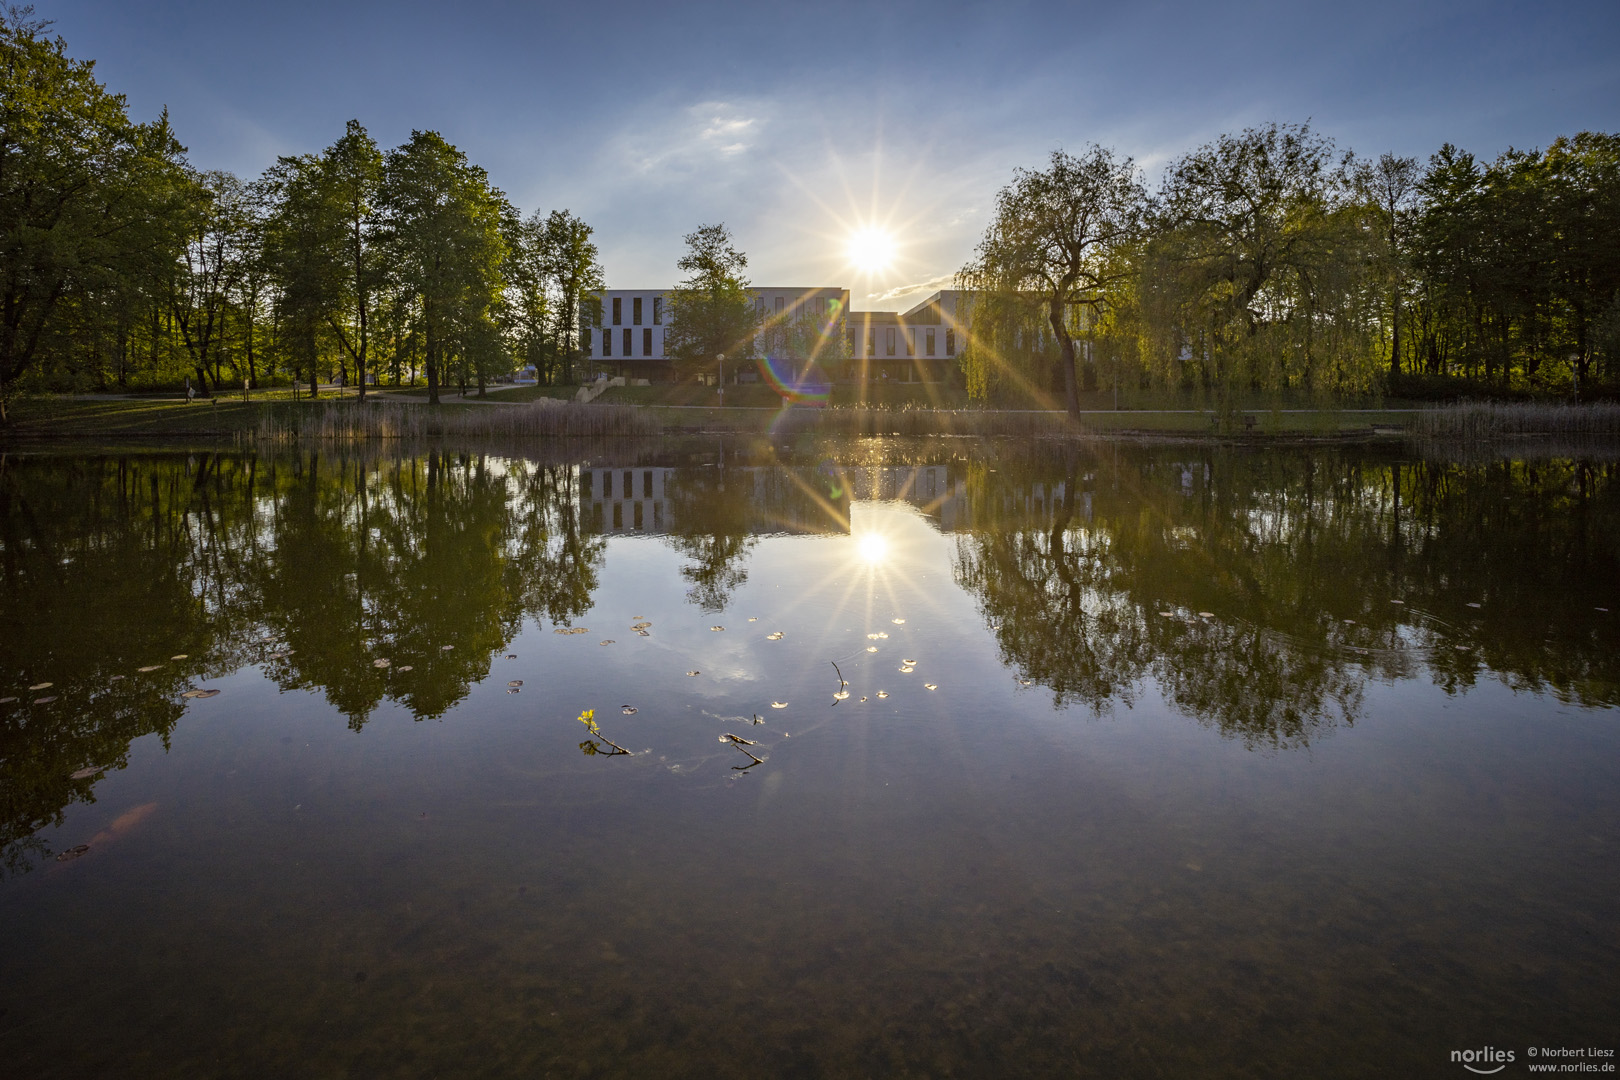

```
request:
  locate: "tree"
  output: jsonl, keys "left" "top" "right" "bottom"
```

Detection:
{"left": 376, "top": 130, "right": 508, "bottom": 404}
{"left": 0, "top": 5, "right": 189, "bottom": 419}
{"left": 321, "top": 120, "right": 383, "bottom": 399}
{"left": 261, "top": 153, "right": 336, "bottom": 396}
{"left": 1353, "top": 153, "right": 1421, "bottom": 377}
{"left": 958, "top": 147, "right": 1145, "bottom": 418}
{"left": 537, "top": 210, "right": 603, "bottom": 386}
{"left": 663, "top": 223, "right": 761, "bottom": 381}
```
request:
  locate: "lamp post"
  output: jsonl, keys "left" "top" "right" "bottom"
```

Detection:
{"left": 717, "top": 353, "right": 725, "bottom": 403}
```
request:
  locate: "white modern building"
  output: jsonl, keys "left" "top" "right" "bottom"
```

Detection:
{"left": 582, "top": 286, "right": 966, "bottom": 383}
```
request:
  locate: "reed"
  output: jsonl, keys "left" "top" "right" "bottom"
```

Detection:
{"left": 765, "top": 405, "right": 1085, "bottom": 438}
{"left": 248, "top": 400, "right": 660, "bottom": 443}
{"left": 1406, "top": 402, "right": 1620, "bottom": 441}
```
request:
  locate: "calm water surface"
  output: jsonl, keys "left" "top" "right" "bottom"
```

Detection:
{"left": 1, "top": 440, "right": 1616, "bottom": 1078}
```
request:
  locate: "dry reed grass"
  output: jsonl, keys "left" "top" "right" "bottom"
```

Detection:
{"left": 1407, "top": 402, "right": 1620, "bottom": 440}
{"left": 249, "top": 400, "right": 660, "bottom": 443}
{"left": 767, "top": 405, "right": 1085, "bottom": 438}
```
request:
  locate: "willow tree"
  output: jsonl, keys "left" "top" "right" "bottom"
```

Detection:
{"left": 958, "top": 147, "right": 1144, "bottom": 417}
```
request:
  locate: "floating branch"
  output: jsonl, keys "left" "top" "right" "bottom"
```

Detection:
{"left": 720, "top": 732, "right": 763, "bottom": 765}
{"left": 578, "top": 708, "right": 631, "bottom": 756}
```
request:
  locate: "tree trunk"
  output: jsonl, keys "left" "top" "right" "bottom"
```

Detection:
{"left": 1049, "top": 301, "right": 1081, "bottom": 420}
{"left": 425, "top": 313, "right": 440, "bottom": 405}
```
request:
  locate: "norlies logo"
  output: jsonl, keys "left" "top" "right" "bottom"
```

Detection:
{"left": 1453, "top": 1047, "right": 1516, "bottom": 1074}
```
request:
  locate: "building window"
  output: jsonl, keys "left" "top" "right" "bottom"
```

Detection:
{"left": 775, "top": 296, "right": 785, "bottom": 315}
{"left": 642, "top": 328, "right": 652, "bottom": 356}
{"left": 612, "top": 297, "right": 622, "bottom": 325}
{"left": 926, "top": 328, "right": 936, "bottom": 357}
{"left": 653, "top": 296, "right": 662, "bottom": 325}
{"left": 602, "top": 329, "right": 612, "bottom": 357}
{"left": 602, "top": 470, "right": 612, "bottom": 498}
{"left": 622, "top": 328, "right": 632, "bottom": 356}
{"left": 643, "top": 470, "right": 653, "bottom": 498}
{"left": 886, "top": 327, "right": 896, "bottom": 356}
{"left": 946, "top": 329, "right": 956, "bottom": 356}
{"left": 905, "top": 331, "right": 914, "bottom": 357}
{"left": 867, "top": 330, "right": 876, "bottom": 357}
{"left": 633, "top": 297, "right": 642, "bottom": 325}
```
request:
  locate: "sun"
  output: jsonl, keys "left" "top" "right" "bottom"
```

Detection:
{"left": 846, "top": 228, "right": 895, "bottom": 274}
{"left": 856, "top": 531, "right": 890, "bottom": 565}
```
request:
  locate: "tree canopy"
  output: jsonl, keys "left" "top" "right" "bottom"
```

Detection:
{"left": 663, "top": 224, "right": 762, "bottom": 381}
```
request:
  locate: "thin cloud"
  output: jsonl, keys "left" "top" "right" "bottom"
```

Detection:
{"left": 867, "top": 274, "right": 956, "bottom": 302}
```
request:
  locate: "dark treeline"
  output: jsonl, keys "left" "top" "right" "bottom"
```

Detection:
{"left": 961, "top": 127, "right": 1620, "bottom": 411}
{"left": 0, "top": 8, "right": 603, "bottom": 416}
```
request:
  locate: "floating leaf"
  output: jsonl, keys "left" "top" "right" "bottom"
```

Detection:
{"left": 710, "top": 626, "right": 725, "bottom": 632}
{"left": 1390, "top": 599, "right": 1405, "bottom": 605}
{"left": 0, "top": 696, "right": 15, "bottom": 704}
{"left": 866, "top": 647, "right": 878, "bottom": 653}
{"left": 137, "top": 665, "right": 162, "bottom": 672}
{"left": 396, "top": 665, "right": 413, "bottom": 673}
{"left": 866, "top": 632, "right": 888, "bottom": 640}
{"left": 766, "top": 632, "right": 784, "bottom": 641}
{"left": 600, "top": 640, "right": 615, "bottom": 646}
{"left": 373, "top": 658, "right": 390, "bottom": 668}
{"left": 28, "top": 682, "right": 53, "bottom": 691}
{"left": 1018, "top": 679, "right": 1033, "bottom": 688}
{"left": 859, "top": 696, "right": 867, "bottom": 702}
{"left": 686, "top": 670, "right": 700, "bottom": 677}
{"left": 507, "top": 688, "right": 521, "bottom": 694}
{"left": 109, "top": 675, "right": 125, "bottom": 682}
{"left": 635, "top": 630, "right": 650, "bottom": 637}
{"left": 33, "top": 696, "right": 57, "bottom": 704}
{"left": 902, "top": 658, "right": 917, "bottom": 666}
{"left": 631, "top": 622, "right": 652, "bottom": 630}
{"left": 441, "top": 644, "right": 456, "bottom": 650}
{"left": 170, "top": 654, "right": 188, "bottom": 661}
{"left": 181, "top": 688, "right": 220, "bottom": 699}
{"left": 876, "top": 691, "right": 888, "bottom": 699}
{"left": 899, "top": 666, "right": 914, "bottom": 674}
{"left": 55, "top": 844, "right": 90, "bottom": 862}
{"left": 1597, "top": 606, "right": 1610, "bottom": 613}
{"left": 1198, "top": 612, "right": 1214, "bottom": 619}
{"left": 506, "top": 654, "right": 517, "bottom": 660}
{"left": 833, "top": 691, "right": 850, "bottom": 700}
{"left": 770, "top": 701, "right": 788, "bottom": 709}
{"left": 508, "top": 680, "right": 523, "bottom": 687}
{"left": 747, "top": 617, "right": 758, "bottom": 622}
{"left": 1158, "top": 610, "right": 1174, "bottom": 617}
{"left": 621, "top": 706, "right": 637, "bottom": 715}
{"left": 1454, "top": 645, "right": 1469, "bottom": 651}
{"left": 924, "top": 683, "right": 938, "bottom": 691}
{"left": 1466, "top": 602, "right": 1482, "bottom": 609}
{"left": 70, "top": 766, "right": 107, "bottom": 780}
{"left": 892, "top": 618, "right": 905, "bottom": 624}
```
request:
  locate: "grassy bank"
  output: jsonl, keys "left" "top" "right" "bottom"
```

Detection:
{"left": 1407, "top": 402, "right": 1620, "bottom": 440}
{"left": 249, "top": 400, "right": 658, "bottom": 441}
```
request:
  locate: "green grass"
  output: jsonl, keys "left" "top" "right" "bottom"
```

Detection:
{"left": 380, "top": 383, "right": 578, "bottom": 403}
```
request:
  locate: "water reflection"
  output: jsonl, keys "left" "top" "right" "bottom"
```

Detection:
{"left": 1, "top": 444, "right": 1617, "bottom": 877}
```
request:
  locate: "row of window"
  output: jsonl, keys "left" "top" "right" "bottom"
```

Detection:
{"left": 861, "top": 327, "right": 955, "bottom": 358}
{"left": 610, "top": 295, "right": 663, "bottom": 327}
{"left": 590, "top": 326, "right": 666, "bottom": 358}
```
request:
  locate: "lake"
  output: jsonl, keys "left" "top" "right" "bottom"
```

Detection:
{"left": 1, "top": 439, "right": 1616, "bottom": 1077}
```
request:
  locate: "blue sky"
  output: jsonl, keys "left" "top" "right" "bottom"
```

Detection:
{"left": 54, "top": 0, "right": 1620, "bottom": 309}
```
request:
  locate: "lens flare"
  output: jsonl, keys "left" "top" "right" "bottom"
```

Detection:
{"left": 857, "top": 532, "right": 889, "bottom": 564}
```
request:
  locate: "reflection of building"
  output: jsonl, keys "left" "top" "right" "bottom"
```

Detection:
{"left": 579, "top": 463, "right": 1094, "bottom": 537}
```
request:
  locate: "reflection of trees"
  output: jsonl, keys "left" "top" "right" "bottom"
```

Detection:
{"left": 0, "top": 449, "right": 608, "bottom": 871}
{"left": 664, "top": 467, "right": 755, "bottom": 612}
{"left": 954, "top": 447, "right": 1620, "bottom": 747}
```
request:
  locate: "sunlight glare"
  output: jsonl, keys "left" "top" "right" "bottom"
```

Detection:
{"left": 857, "top": 531, "right": 890, "bottom": 565}
{"left": 846, "top": 228, "right": 895, "bottom": 274}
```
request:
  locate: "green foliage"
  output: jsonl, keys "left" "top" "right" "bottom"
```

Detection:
{"left": 663, "top": 224, "right": 762, "bottom": 380}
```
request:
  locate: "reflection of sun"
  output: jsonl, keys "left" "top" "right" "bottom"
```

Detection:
{"left": 846, "top": 228, "right": 895, "bottom": 274}
{"left": 856, "top": 531, "right": 890, "bottom": 565}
